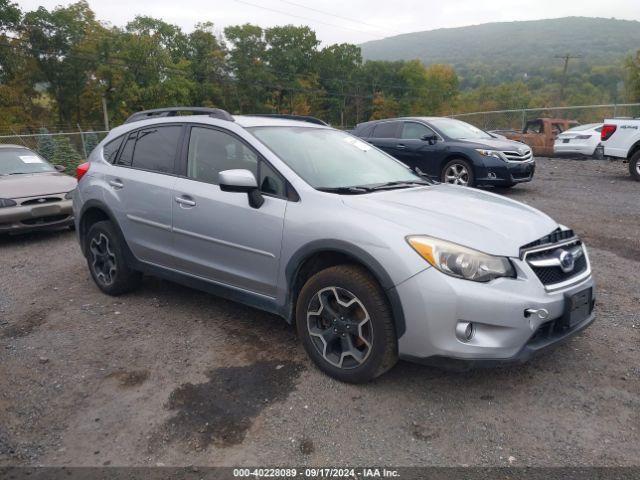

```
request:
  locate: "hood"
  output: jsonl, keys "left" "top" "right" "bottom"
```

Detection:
{"left": 0, "top": 172, "right": 77, "bottom": 199}
{"left": 344, "top": 184, "right": 558, "bottom": 257}
{"left": 458, "top": 137, "right": 529, "bottom": 152}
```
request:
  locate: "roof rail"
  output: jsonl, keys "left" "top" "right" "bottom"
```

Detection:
{"left": 247, "top": 114, "right": 329, "bottom": 126}
{"left": 124, "top": 107, "right": 234, "bottom": 124}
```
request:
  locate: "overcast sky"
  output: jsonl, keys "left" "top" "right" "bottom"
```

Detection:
{"left": 17, "top": 0, "right": 640, "bottom": 44}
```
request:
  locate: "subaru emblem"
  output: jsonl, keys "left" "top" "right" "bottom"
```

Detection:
{"left": 558, "top": 250, "right": 575, "bottom": 273}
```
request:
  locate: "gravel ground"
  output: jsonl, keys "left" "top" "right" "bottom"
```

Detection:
{"left": 0, "top": 158, "right": 638, "bottom": 467}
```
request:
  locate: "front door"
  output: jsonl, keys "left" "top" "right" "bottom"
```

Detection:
{"left": 396, "top": 121, "right": 444, "bottom": 177}
{"left": 171, "top": 125, "right": 287, "bottom": 297}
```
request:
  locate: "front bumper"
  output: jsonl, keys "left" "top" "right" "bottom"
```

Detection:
{"left": 393, "top": 261, "right": 595, "bottom": 366}
{"left": 0, "top": 198, "right": 74, "bottom": 234}
{"left": 475, "top": 159, "right": 536, "bottom": 186}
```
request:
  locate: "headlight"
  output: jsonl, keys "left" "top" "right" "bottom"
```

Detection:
{"left": 406, "top": 235, "right": 515, "bottom": 282}
{"left": 65, "top": 190, "right": 74, "bottom": 200}
{"left": 475, "top": 149, "right": 506, "bottom": 161}
{"left": 0, "top": 198, "right": 17, "bottom": 208}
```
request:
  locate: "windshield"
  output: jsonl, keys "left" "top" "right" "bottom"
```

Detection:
{"left": 428, "top": 118, "right": 492, "bottom": 140}
{"left": 0, "top": 148, "right": 55, "bottom": 175}
{"left": 249, "top": 127, "right": 421, "bottom": 190}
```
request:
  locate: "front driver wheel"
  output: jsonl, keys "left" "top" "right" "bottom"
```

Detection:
{"left": 441, "top": 159, "right": 475, "bottom": 186}
{"left": 85, "top": 220, "right": 141, "bottom": 295}
{"left": 296, "top": 265, "right": 398, "bottom": 383}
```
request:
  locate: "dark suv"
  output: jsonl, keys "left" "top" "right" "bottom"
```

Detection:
{"left": 353, "top": 117, "right": 535, "bottom": 187}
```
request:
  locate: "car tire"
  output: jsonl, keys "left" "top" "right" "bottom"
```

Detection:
{"left": 296, "top": 265, "right": 398, "bottom": 383}
{"left": 441, "top": 158, "right": 475, "bottom": 187}
{"left": 84, "top": 220, "right": 141, "bottom": 296}
{"left": 629, "top": 151, "right": 640, "bottom": 182}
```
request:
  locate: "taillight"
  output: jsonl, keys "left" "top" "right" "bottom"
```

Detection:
{"left": 76, "top": 162, "right": 90, "bottom": 182}
{"left": 601, "top": 124, "right": 617, "bottom": 141}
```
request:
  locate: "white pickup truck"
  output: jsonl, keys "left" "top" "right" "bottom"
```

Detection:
{"left": 601, "top": 119, "right": 640, "bottom": 181}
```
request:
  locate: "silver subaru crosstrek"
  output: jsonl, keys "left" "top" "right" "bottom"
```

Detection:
{"left": 73, "top": 107, "right": 595, "bottom": 383}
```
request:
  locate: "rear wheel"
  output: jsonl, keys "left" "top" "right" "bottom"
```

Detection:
{"left": 441, "top": 159, "right": 475, "bottom": 187}
{"left": 85, "top": 220, "right": 141, "bottom": 295}
{"left": 629, "top": 151, "right": 640, "bottom": 181}
{"left": 296, "top": 265, "right": 398, "bottom": 383}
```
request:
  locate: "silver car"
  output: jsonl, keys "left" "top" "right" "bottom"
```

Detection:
{"left": 73, "top": 108, "right": 595, "bottom": 383}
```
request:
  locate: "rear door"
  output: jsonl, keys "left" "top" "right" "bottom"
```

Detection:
{"left": 102, "top": 124, "right": 183, "bottom": 267}
{"left": 366, "top": 121, "right": 402, "bottom": 156}
{"left": 397, "top": 121, "right": 443, "bottom": 176}
{"left": 170, "top": 125, "right": 287, "bottom": 297}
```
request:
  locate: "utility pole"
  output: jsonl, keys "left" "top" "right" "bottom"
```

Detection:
{"left": 554, "top": 53, "right": 583, "bottom": 101}
{"left": 101, "top": 93, "right": 109, "bottom": 131}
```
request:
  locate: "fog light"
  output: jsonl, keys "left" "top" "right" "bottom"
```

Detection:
{"left": 456, "top": 321, "right": 474, "bottom": 342}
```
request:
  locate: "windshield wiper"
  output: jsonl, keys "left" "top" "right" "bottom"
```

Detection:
{"left": 368, "top": 180, "right": 431, "bottom": 191}
{"left": 316, "top": 186, "right": 373, "bottom": 194}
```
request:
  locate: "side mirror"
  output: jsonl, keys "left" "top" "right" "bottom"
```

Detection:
{"left": 218, "top": 169, "right": 264, "bottom": 209}
{"left": 421, "top": 134, "right": 438, "bottom": 145}
{"left": 54, "top": 164, "right": 66, "bottom": 172}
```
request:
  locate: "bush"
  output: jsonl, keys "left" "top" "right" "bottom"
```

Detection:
{"left": 36, "top": 128, "right": 55, "bottom": 162}
{"left": 83, "top": 131, "right": 99, "bottom": 156}
{"left": 52, "top": 135, "right": 82, "bottom": 172}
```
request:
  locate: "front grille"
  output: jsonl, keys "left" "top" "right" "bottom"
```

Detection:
{"left": 528, "top": 251, "right": 587, "bottom": 285}
{"left": 20, "top": 197, "right": 63, "bottom": 206}
{"left": 520, "top": 227, "right": 575, "bottom": 254}
{"left": 503, "top": 149, "right": 533, "bottom": 162}
{"left": 521, "top": 233, "right": 590, "bottom": 290}
{"left": 21, "top": 214, "right": 69, "bottom": 225}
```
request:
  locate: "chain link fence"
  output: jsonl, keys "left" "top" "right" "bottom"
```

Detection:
{"left": 0, "top": 130, "right": 109, "bottom": 172}
{"left": 450, "top": 103, "right": 640, "bottom": 132}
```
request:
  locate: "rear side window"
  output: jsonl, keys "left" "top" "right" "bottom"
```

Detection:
{"left": 103, "top": 136, "right": 123, "bottom": 163}
{"left": 130, "top": 126, "right": 181, "bottom": 174}
{"left": 372, "top": 122, "right": 400, "bottom": 139}
{"left": 117, "top": 133, "right": 136, "bottom": 167}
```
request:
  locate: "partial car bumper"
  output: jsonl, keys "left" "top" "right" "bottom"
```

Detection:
{"left": 475, "top": 158, "right": 535, "bottom": 186}
{"left": 0, "top": 198, "right": 74, "bottom": 234}
{"left": 393, "top": 262, "right": 595, "bottom": 365}
{"left": 553, "top": 142, "right": 598, "bottom": 157}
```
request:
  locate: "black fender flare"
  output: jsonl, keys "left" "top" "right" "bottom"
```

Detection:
{"left": 77, "top": 199, "right": 138, "bottom": 267}
{"left": 284, "top": 239, "right": 406, "bottom": 338}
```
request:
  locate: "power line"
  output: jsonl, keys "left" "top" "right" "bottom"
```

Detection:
{"left": 232, "top": 0, "right": 386, "bottom": 39}
{"left": 278, "top": 0, "right": 401, "bottom": 36}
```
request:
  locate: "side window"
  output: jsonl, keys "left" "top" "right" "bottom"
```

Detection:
{"left": 259, "top": 161, "right": 286, "bottom": 197}
{"left": 551, "top": 123, "right": 564, "bottom": 135}
{"left": 117, "top": 132, "right": 137, "bottom": 167}
{"left": 102, "top": 136, "right": 123, "bottom": 163}
{"left": 130, "top": 126, "right": 181, "bottom": 174}
{"left": 372, "top": 122, "right": 400, "bottom": 139}
{"left": 524, "top": 121, "right": 543, "bottom": 134}
{"left": 187, "top": 127, "right": 258, "bottom": 185}
{"left": 401, "top": 122, "right": 435, "bottom": 140}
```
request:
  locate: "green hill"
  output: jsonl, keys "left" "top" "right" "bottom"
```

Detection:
{"left": 361, "top": 17, "right": 640, "bottom": 89}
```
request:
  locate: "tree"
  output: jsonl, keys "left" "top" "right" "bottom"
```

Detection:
{"left": 83, "top": 130, "right": 99, "bottom": 156}
{"left": 625, "top": 50, "right": 640, "bottom": 102}
{"left": 224, "top": 24, "right": 272, "bottom": 113}
{"left": 370, "top": 92, "right": 399, "bottom": 120}
{"left": 52, "top": 135, "right": 82, "bottom": 171}
{"left": 36, "top": 128, "right": 55, "bottom": 161}
{"left": 187, "top": 23, "right": 229, "bottom": 108}
{"left": 22, "top": 1, "right": 101, "bottom": 125}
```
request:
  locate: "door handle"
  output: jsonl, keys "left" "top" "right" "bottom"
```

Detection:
{"left": 108, "top": 179, "right": 124, "bottom": 189}
{"left": 396, "top": 144, "right": 407, "bottom": 149}
{"left": 175, "top": 196, "right": 196, "bottom": 207}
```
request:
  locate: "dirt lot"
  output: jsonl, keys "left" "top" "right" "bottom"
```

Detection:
{"left": 0, "top": 158, "right": 638, "bottom": 467}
